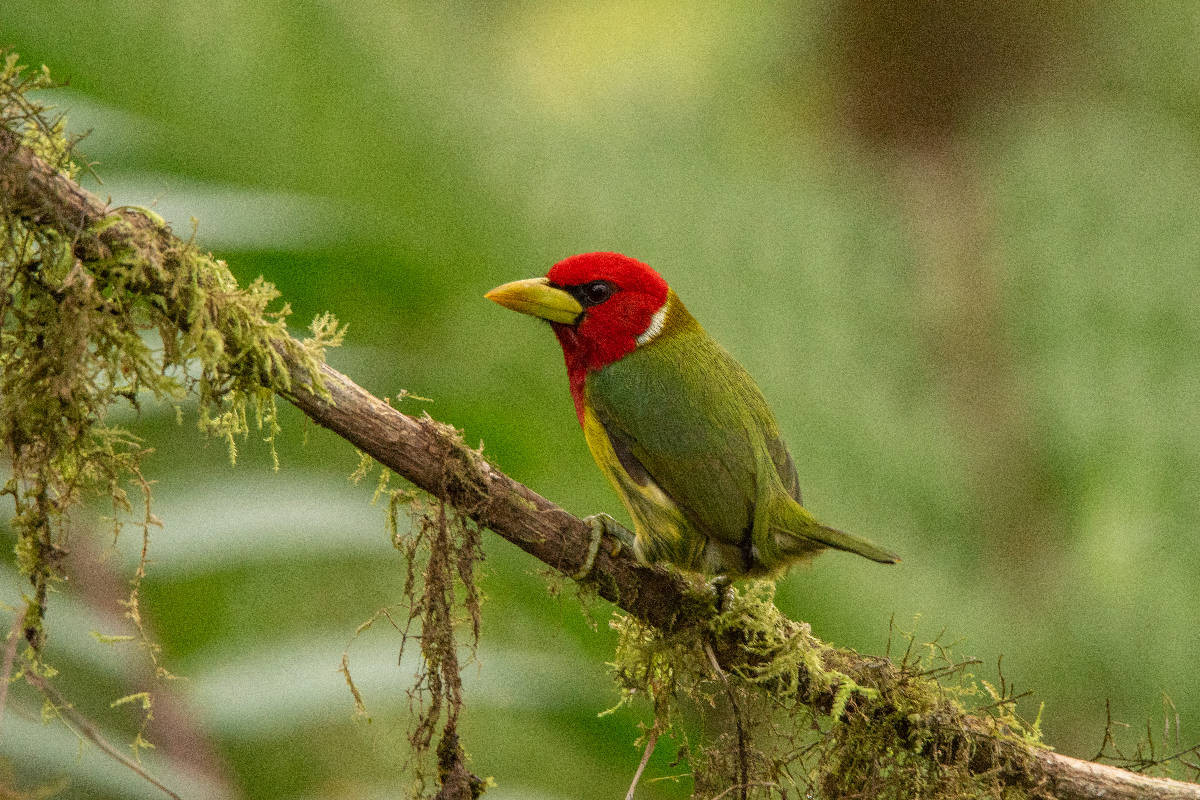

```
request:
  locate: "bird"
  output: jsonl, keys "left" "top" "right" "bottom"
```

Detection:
{"left": 485, "top": 252, "right": 899, "bottom": 578}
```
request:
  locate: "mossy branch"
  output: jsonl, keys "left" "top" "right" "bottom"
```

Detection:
{"left": 3, "top": 112, "right": 1199, "bottom": 800}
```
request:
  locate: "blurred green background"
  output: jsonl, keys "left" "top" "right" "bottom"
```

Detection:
{"left": 3, "top": 2, "right": 1199, "bottom": 798}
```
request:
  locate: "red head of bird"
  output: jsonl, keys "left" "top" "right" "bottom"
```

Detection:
{"left": 487, "top": 252, "right": 670, "bottom": 422}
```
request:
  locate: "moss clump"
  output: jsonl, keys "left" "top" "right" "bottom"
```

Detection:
{"left": 610, "top": 582, "right": 1047, "bottom": 799}
{"left": 609, "top": 582, "right": 821, "bottom": 798}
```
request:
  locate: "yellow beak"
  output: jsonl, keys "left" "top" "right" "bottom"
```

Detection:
{"left": 485, "top": 277, "right": 583, "bottom": 325}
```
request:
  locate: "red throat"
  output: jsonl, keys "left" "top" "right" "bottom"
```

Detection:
{"left": 544, "top": 253, "right": 669, "bottom": 424}
{"left": 552, "top": 325, "right": 600, "bottom": 424}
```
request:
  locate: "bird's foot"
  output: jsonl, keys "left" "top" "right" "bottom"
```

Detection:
{"left": 574, "top": 513, "right": 636, "bottom": 580}
{"left": 587, "top": 512, "right": 637, "bottom": 555}
{"left": 709, "top": 574, "right": 733, "bottom": 613}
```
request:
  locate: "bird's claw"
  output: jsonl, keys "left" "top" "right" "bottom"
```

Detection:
{"left": 574, "top": 513, "right": 636, "bottom": 580}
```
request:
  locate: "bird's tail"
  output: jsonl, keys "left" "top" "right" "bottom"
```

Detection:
{"left": 767, "top": 494, "right": 900, "bottom": 565}
{"left": 803, "top": 521, "right": 900, "bottom": 564}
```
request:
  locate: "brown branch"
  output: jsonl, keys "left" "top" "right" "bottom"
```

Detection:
{"left": 3, "top": 125, "right": 1199, "bottom": 800}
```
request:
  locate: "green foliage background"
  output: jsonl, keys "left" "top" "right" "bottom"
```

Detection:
{"left": 3, "top": 3, "right": 1198, "bottom": 798}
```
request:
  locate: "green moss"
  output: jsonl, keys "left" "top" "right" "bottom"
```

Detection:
{"left": 608, "top": 583, "right": 1049, "bottom": 798}
{"left": 0, "top": 52, "right": 341, "bottom": 664}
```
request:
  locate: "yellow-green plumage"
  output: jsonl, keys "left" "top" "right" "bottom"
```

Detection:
{"left": 582, "top": 290, "right": 897, "bottom": 576}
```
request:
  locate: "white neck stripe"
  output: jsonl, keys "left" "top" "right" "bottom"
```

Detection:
{"left": 636, "top": 299, "right": 669, "bottom": 346}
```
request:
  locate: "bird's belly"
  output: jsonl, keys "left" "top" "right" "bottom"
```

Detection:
{"left": 581, "top": 407, "right": 707, "bottom": 570}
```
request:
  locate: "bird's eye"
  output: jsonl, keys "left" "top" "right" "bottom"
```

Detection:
{"left": 580, "top": 280, "right": 616, "bottom": 306}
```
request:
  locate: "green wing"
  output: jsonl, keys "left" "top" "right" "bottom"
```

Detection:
{"left": 585, "top": 315, "right": 794, "bottom": 548}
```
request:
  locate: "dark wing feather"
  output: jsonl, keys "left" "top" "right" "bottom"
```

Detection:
{"left": 770, "top": 437, "right": 803, "bottom": 504}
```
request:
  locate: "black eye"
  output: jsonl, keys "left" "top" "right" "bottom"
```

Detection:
{"left": 580, "top": 280, "right": 616, "bottom": 307}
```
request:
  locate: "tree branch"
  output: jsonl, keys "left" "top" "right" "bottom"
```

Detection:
{"left": 3, "top": 124, "right": 1197, "bottom": 800}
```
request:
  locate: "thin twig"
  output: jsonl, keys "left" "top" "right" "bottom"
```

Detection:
{"left": 0, "top": 604, "right": 27, "bottom": 738}
{"left": 977, "top": 689, "right": 1034, "bottom": 713}
{"left": 23, "top": 671, "right": 183, "bottom": 800}
{"left": 709, "top": 781, "right": 779, "bottom": 800}
{"left": 625, "top": 728, "right": 659, "bottom": 800}
{"left": 1093, "top": 698, "right": 1122, "bottom": 762}
{"left": 704, "top": 639, "right": 749, "bottom": 800}
{"left": 916, "top": 657, "right": 982, "bottom": 679}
